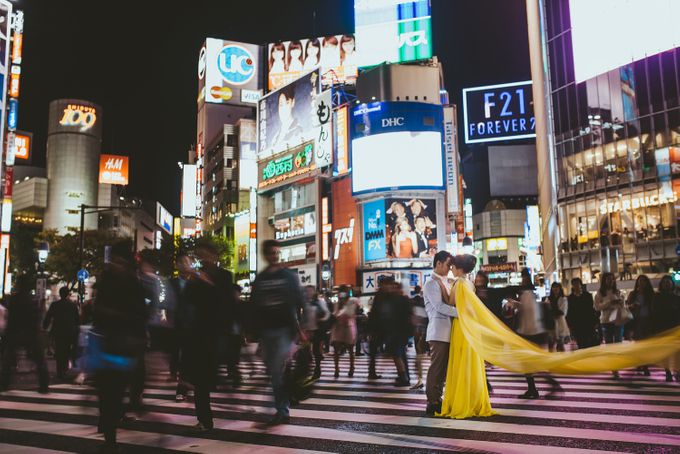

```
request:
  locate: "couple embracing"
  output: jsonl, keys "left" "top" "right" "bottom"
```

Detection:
{"left": 424, "top": 251, "right": 496, "bottom": 419}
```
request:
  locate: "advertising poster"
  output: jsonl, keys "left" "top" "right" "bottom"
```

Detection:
{"left": 98, "top": 154, "right": 129, "bottom": 185}
{"left": 351, "top": 101, "right": 444, "bottom": 195}
{"left": 443, "top": 106, "right": 459, "bottom": 215}
{"left": 385, "top": 197, "right": 437, "bottom": 259}
{"left": 354, "top": 0, "right": 432, "bottom": 68}
{"left": 156, "top": 202, "right": 173, "bottom": 235}
{"left": 181, "top": 164, "right": 197, "bottom": 217}
{"left": 258, "top": 141, "right": 316, "bottom": 191}
{"left": 363, "top": 199, "right": 386, "bottom": 262}
{"left": 267, "top": 35, "right": 357, "bottom": 90}
{"left": 199, "top": 38, "right": 263, "bottom": 106}
{"left": 334, "top": 105, "right": 349, "bottom": 176}
{"left": 258, "top": 69, "right": 321, "bottom": 158}
{"left": 361, "top": 269, "right": 432, "bottom": 296}
{"left": 14, "top": 132, "right": 29, "bottom": 160}
{"left": 238, "top": 119, "right": 257, "bottom": 190}
{"left": 234, "top": 213, "right": 250, "bottom": 276}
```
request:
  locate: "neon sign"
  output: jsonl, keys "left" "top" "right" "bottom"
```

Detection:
{"left": 258, "top": 142, "right": 316, "bottom": 190}
{"left": 59, "top": 104, "right": 97, "bottom": 132}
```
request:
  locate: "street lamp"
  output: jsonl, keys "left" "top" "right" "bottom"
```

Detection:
{"left": 38, "top": 241, "right": 49, "bottom": 264}
{"left": 36, "top": 241, "right": 49, "bottom": 302}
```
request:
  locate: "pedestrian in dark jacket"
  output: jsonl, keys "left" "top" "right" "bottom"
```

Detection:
{"left": 651, "top": 275, "right": 680, "bottom": 382}
{"left": 383, "top": 280, "right": 414, "bottom": 387}
{"left": 0, "top": 274, "right": 49, "bottom": 393}
{"left": 168, "top": 253, "right": 194, "bottom": 401}
{"left": 566, "top": 278, "right": 599, "bottom": 349}
{"left": 43, "top": 286, "right": 80, "bottom": 379}
{"left": 251, "top": 239, "right": 305, "bottom": 425}
{"left": 92, "top": 242, "right": 147, "bottom": 450}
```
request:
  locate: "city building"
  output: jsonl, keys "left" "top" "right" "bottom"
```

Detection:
{"left": 528, "top": 0, "right": 680, "bottom": 287}
{"left": 43, "top": 99, "right": 102, "bottom": 234}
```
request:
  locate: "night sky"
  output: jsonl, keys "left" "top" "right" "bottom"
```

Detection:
{"left": 18, "top": 0, "right": 529, "bottom": 214}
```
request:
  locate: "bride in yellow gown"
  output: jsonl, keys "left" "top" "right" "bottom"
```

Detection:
{"left": 437, "top": 254, "right": 497, "bottom": 419}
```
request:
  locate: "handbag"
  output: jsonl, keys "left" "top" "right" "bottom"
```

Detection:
{"left": 614, "top": 304, "right": 634, "bottom": 327}
{"left": 86, "top": 330, "right": 137, "bottom": 372}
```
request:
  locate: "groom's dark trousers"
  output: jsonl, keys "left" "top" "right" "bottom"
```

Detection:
{"left": 426, "top": 341, "right": 450, "bottom": 405}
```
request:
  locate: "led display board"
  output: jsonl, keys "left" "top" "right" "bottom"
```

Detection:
{"left": 234, "top": 213, "right": 250, "bottom": 276}
{"left": 462, "top": 81, "right": 535, "bottom": 144}
{"left": 181, "top": 164, "right": 197, "bottom": 217}
{"left": 199, "top": 38, "right": 263, "bottom": 106}
{"left": 156, "top": 202, "right": 173, "bottom": 235}
{"left": 363, "top": 199, "right": 386, "bottom": 262}
{"left": 268, "top": 35, "right": 357, "bottom": 90}
{"left": 570, "top": 0, "right": 680, "bottom": 82}
{"left": 351, "top": 101, "right": 444, "bottom": 195}
{"left": 334, "top": 105, "right": 350, "bottom": 176}
{"left": 258, "top": 69, "right": 321, "bottom": 158}
{"left": 354, "top": 0, "right": 432, "bottom": 68}
{"left": 98, "top": 154, "right": 129, "bottom": 185}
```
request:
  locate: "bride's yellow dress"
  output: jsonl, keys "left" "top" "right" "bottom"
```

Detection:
{"left": 437, "top": 279, "right": 497, "bottom": 419}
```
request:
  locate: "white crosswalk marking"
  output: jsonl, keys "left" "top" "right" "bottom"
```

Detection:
{"left": 1, "top": 353, "right": 679, "bottom": 453}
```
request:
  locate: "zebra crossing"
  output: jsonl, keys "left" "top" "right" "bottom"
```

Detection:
{"left": 1, "top": 353, "right": 680, "bottom": 453}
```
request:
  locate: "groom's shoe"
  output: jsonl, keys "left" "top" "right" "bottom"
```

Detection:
{"left": 518, "top": 389, "right": 540, "bottom": 399}
{"left": 425, "top": 402, "right": 441, "bottom": 417}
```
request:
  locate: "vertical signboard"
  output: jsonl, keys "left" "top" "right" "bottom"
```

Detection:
{"left": 181, "top": 164, "right": 197, "bottom": 217}
{"left": 156, "top": 202, "right": 173, "bottom": 235}
{"left": 363, "top": 199, "right": 386, "bottom": 262}
{"left": 443, "top": 106, "right": 459, "bottom": 214}
{"left": 313, "top": 89, "right": 333, "bottom": 168}
{"left": 334, "top": 105, "right": 349, "bottom": 176}
{"left": 0, "top": 1, "right": 12, "bottom": 146}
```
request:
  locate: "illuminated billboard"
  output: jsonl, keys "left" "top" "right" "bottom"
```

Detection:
{"left": 14, "top": 131, "right": 30, "bottom": 160}
{"left": 351, "top": 101, "right": 444, "bottom": 195}
{"left": 570, "top": 0, "right": 680, "bottom": 82}
{"left": 234, "top": 213, "right": 250, "bottom": 276}
{"left": 354, "top": 0, "right": 432, "bottom": 68}
{"left": 267, "top": 35, "right": 357, "bottom": 90}
{"left": 0, "top": 1, "right": 12, "bottom": 150}
{"left": 156, "top": 202, "right": 173, "bottom": 235}
{"left": 258, "top": 141, "right": 317, "bottom": 191}
{"left": 462, "top": 81, "right": 535, "bottom": 144}
{"left": 334, "top": 105, "right": 350, "bottom": 176}
{"left": 181, "top": 164, "right": 197, "bottom": 217}
{"left": 199, "top": 38, "right": 263, "bottom": 106}
{"left": 98, "top": 154, "right": 129, "bottom": 185}
{"left": 258, "top": 69, "right": 321, "bottom": 158}
{"left": 238, "top": 119, "right": 257, "bottom": 190}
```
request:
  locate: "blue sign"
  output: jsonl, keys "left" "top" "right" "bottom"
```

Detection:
{"left": 217, "top": 44, "right": 255, "bottom": 86}
{"left": 675, "top": 244, "right": 680, "bottom": 256}
{"left": 363, "top": 199, "right": 387, "bottom": 261}
{"left": 351, "top": 101, "right": 445, "bottom": 195}
{"left": 7, "top": 98, "right": 18, "bottom": 131}
{"left": 463, "top": 80, "right": 535, "bottom": 144}
{"left": 77, "top": 268, "right": 90, "bottom": 282}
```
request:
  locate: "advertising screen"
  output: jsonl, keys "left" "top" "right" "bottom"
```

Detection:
{"left": 199, "top": 38, "right": 263, "bottom": 106}
{"left": 274, "top": 210, "right": 316, "bottom": 241}
{"left": 258, "top": 69, "right": 321, "bottom": 158}
{"left": 354, "top": 0, "right": 432, "bottom": 68}
{"left": 238, "top": 119, "right": 257, "bottom": 190}
{"left": 234, "top": 213, "right": 250, "bottom": 276}
{"left": 98, "top": 154, "right": 129, "bottom": 185}
{"left": 363, "top": 199, "right": 386, "bottom": 262}
{"left": 385, "top": 197, "right": 437, "bottom": 259}
{"left": 268, "top": 35, "right": 357, "bottom": 90}
{"left": 570, "top": 0, "right": 680, "bottom": 82}
{"left": 462, "top": 81, "right": 535, "bottom": 144}
{"left": 334, "top": 105, "right": 350, "bottom": 176}
{"left": 14, "top": 131, "right": 30, "bottom": 160}
{"left": 181, "top": 164, "right": 197, "bottom": 217}
{"left": 156, "top": 202, "right": 173, "bottom": 235}
{"left": 351, "top": 101, "right": 444, "bottom": 195}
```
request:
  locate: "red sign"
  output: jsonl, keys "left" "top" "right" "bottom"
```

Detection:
{"left": 9, "top": 73, "right": 19, "bottom": 98}
{"left": 3, "top": 167, "right": 13, "bottom": 197}
{"left": 14, "top": 133, "right": 30, "bottom": 160}
{"left": 480, "top": 262, "right": 517, "bottom": 274}
{"left": 99, "top": 154, "right": 129, "bottom": 185}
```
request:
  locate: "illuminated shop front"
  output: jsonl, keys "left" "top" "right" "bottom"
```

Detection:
{"left": 539, "top": 0, "right": 680, "bottom": 285}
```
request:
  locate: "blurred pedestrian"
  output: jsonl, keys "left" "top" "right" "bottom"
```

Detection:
{"left": 251, "top": 239, "right": 306, "bottom": 425}
{"left": 474, "top": 271, "right": 504, "bottom": 320}
{"left": 367, "top": 283, "right": 389, "bottom": 380}
{"left": 168, "top": 253, "right": 193, "bottom": 401}
{"left": 566, "top": 278, "right": 599, "bottom": 349}
{"left": 195, "top": 243, "right": 239, "bottom": 388}
{"left": 42, "top": 286, "right": 80, "bottom": 380}
{"left": 651, "top": 275, "right": 680, "bottom": 381}
{"left": 544, "top": 282, "right": 569, "bottom": 352}
{"left": 627, "top": 275, "right": 655, "bottom": 376}
{"left": 411, "top": 285, "right": 428, "bottom": 390}
{"left": 424, "top": 251, "right": 456, "bottom": 415}
{"left": 384, "top": 280, "right": 413, "bottom": 387}
{"left": 330, "top": 286, "right": 357, "bottom": 378}
{"left": 303, "top": 285, "right": 330, "bottom": 379}
{"left": 91, "top": 242, "right": 147, "bottom": 450}
{"left": 0, "top": 275, "right": 49, "bottom": 394}
{"left": 594, "top": 272, "right": 627, "bottom": 379}
{"left": 181, "top": 255, "right": 222, "bottom": 433}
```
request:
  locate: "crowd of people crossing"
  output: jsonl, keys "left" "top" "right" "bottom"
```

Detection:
{"left": 0, "top": 240, "right": 680, "bottom": 451}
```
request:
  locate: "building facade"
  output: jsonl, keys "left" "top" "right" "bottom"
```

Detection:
{"left": 43, "top": 99, "right": 102, "bottom": 234}
{"left": 531, "top": 0, "right": 680, "bottom": 286}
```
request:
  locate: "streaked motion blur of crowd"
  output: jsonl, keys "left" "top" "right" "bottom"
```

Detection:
{"left": 0, "top": 240, "right": 679, "bottom": 452}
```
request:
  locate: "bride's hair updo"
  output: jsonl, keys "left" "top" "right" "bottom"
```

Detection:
{"left": 452, "top": 254, "right": 477, "bottom": 274}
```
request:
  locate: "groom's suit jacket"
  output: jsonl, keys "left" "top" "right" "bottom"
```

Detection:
{"left": 423, "top": 276, "right": 458, "bottom": 343}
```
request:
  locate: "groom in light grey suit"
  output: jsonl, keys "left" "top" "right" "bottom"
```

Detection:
{"left": 423, "top": 251, "right": 458, "bottom": 416}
